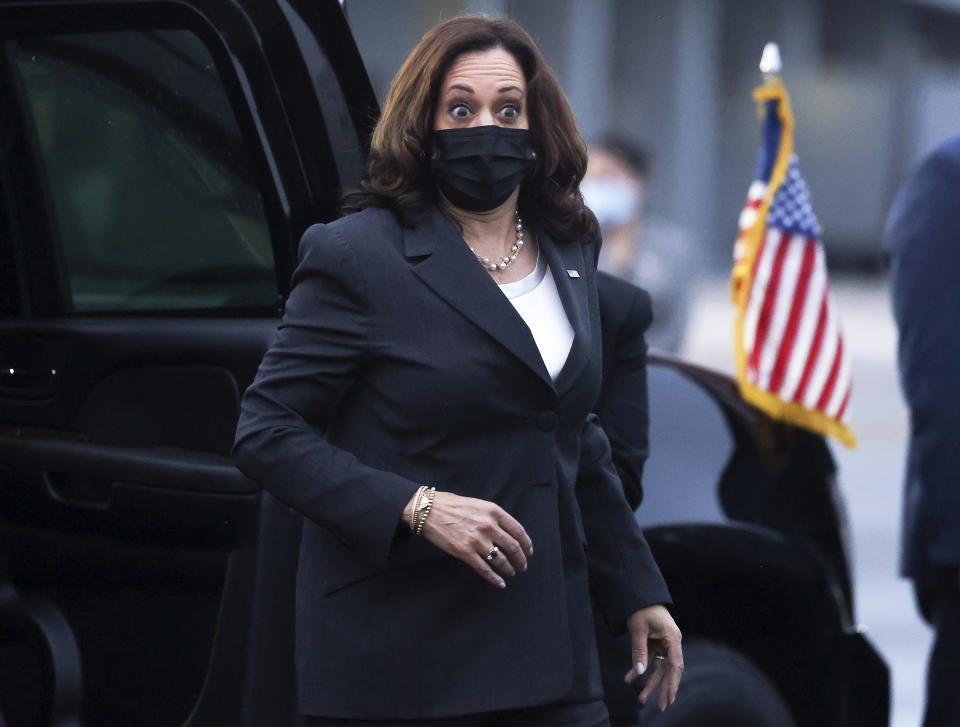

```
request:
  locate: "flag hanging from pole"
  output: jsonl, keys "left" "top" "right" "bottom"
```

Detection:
{"left": 731, "top": 77, "right": 856, "bottom": 447}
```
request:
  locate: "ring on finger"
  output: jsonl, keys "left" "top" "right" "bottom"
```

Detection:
{"left": 654, "top": 655, "right": 666, "bottom": 661}
{"left": 486, "top": 546, "right": 501, "bottom": 562}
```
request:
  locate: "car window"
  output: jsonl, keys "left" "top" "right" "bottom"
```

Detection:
{"left": 6, "top": 29, "right": 275, "bottom": 313}
{"left": 635, "top": 362, "right": 733, "bottom": 527}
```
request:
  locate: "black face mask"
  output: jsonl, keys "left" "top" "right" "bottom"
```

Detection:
{"left": 430, "top": 126, "right": 536, "bottom": 212}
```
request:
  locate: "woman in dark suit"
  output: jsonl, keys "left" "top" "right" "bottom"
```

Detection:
{"left": 233, "top": 16, "right": 682, "bottom": 726}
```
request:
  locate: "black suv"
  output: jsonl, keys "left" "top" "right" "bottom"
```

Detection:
{"left": 0, "top": 2, "right": 887, "bottom": 726}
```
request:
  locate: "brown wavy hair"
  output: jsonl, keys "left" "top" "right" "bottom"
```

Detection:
{"left": 342, "top": 15, "right": 598, "bottom": 244}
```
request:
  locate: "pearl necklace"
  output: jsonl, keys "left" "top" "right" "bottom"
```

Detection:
{"left": 470, "top": 211, "right": 525, "bottom": 272}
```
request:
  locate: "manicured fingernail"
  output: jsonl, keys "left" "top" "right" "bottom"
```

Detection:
{"left": 670, "top": 696, "right": 676, "bottom": 705}
{"left": 498, "top": 580, "right": 506, "bottom": 589}
{"left": 636, "top": 662, "right": 645, "bottom": 675}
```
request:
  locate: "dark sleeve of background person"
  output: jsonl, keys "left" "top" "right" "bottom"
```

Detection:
{"left": 592, "top": 275, "right": 657, "bottom": 727}
{"left": 595, "top": 271, "right": 653, "bottom": 510}
{"left": 884, "top": 135, "right": 960, "bottom": 599}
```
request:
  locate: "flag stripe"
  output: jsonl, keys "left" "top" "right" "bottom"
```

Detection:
{"left": 835, "top": 385, "right": 852, "bottom": 422}
{"left": 826, "top": 340, "right": 852, "bottom": 417}
{"left": 742, "top": 227, "right": 778, "bottom": 361}
{"left": 777, "top": 244, "right": 825, "bottom": 400}
{"left": 747, "top": 230, "right": 791, "bottom": 378}
{"left": 792, "top": 291, "right": 828, "bottom": 404}
{"left": 769, "top": 238, "right": 816, "bottom": 394}
{"left": 758, "top": 234, "right": 806, "bottom": 391}
{"left": 804, "top": 295, "right": 838, "bottom": 409}
{"left": 815, "top": 336, "right": 844, "bottom": 412}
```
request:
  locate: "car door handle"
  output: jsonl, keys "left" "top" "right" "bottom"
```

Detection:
{"left": 44, "top": 472, "right": 114, "bottom": 510}
{"left": 0, "top": 435, "right": 257, "bottom": 494}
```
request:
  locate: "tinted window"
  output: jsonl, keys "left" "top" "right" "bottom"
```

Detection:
{"left": 635, "top": 362, "right": 733, "bottom": 527}
{"left": 7, "top": 30, "right": 275, "bottom": 313}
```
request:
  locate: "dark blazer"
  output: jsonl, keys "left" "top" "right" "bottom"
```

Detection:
{"left": 596, "top": 272, "right": 653, "bottom": 510}
{"left": 233, "top": 205, "right": 670, "bottom": 719}
{"left": 594, "top": 272, "right": 655, "bottom": 727}
{"left": 884, "top": 135, "right": 960, "bottom": 588}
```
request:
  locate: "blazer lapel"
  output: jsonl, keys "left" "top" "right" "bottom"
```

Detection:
{"left": 404, "top": 207, "right": 555, "bottom": 391}
{"left": 539, "top": 233, "right": 592, "bottom": 397}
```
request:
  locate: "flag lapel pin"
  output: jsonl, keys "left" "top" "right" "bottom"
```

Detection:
{"left": 566, "top": 269, "right": 580, "bottom": 278}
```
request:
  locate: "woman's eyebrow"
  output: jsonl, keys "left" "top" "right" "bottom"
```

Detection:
{"left": 498, "top": 85, "right": 523, "bottom": 94}
{"left": 446, "top": 84, "right": 474, "bottom": 95}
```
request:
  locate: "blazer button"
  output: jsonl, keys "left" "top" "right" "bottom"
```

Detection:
{"left": 535, "top": 411, "right": 560, "bottom": 431}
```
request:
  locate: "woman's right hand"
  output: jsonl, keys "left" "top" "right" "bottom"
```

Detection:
{"left": 404, "top": 490, "right": 534, "bottom": 589}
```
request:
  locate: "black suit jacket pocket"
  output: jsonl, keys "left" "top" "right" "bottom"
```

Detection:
{"left": 301, "top": 518, "right": 447, "bottom": 597}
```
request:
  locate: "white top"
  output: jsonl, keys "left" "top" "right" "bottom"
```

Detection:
{"left": 498, "top": 249, "right": 575, "bottom": 381}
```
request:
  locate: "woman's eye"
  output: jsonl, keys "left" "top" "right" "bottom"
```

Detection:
{"left": 501, "top": 105, "right": 520, "bottom": 120}
{"left": 451, "top": 104, "right": 470, "bottom": 119}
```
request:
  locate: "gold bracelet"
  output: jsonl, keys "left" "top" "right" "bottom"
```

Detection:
{"left": 410, "top": 485, "right": 426, "bottom": 534}
{"left": 412, "top": 485, "right": 429, "bottom": 534}
{"left": 410, "top": 485, "right": 428, "bottom": 534}
{"left": 415, "top": 486, "right": 436, "bottom": 536}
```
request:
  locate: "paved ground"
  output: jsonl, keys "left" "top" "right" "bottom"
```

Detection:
{"left": 681, "top": 274, "right": 929, "bottom": 727}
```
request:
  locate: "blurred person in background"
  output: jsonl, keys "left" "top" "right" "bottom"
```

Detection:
{"left": 885, "top": 135, "right": 960, "bottom": 727}
{"left": 581, "top": 136, "right": 697, "bottom": 353}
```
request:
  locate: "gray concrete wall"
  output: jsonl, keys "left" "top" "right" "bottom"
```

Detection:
{"left": 345, "top": 0, "right": 960, "bottom": 270}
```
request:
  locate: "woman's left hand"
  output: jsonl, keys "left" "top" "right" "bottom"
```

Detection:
{"left": 623, "top": 604, "right": 683, "bottom": 711}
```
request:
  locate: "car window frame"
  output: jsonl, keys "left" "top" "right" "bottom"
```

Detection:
{"left": 0, "top": 0, "right": 316, "bottom": 318}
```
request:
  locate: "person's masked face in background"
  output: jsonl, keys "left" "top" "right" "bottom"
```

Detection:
{"left": 581, "top": 138, "right": 697, "bottom": 354}
{"left": 581, "top": 147, "right": 643, "bottom": 229}
{"left": 581, "top": 145, "right": 647, "bottom": 278}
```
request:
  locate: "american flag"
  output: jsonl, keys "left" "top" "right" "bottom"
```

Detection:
{"left": 731, "top": 78, "right": 855, "bottom": 447}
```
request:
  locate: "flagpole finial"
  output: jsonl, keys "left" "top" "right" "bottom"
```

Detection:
{"left": 759, "top": 42, "right": 782, "bottom": 75}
